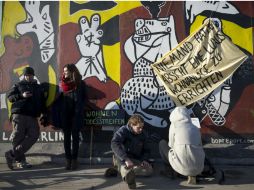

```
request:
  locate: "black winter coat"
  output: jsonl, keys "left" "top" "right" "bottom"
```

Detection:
{"left": 60, "top": 82, "right": 87, "bottom": 130}
{"left": 7, "top": 79, "right": 47, "bottom": 118}
{"left": 111, "top": 125, "right": 150, "bottom": 164}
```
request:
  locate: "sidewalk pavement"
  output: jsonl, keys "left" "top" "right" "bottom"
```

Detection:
{"left": 1, "top": 161, "right": 254, "bottom": 190}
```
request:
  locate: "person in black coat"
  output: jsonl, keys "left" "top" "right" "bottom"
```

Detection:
{"left": 60, "top": 63, "right": 86, "bottom": 170}
{"left": 5, "top": 66, "right": 48, "bottom": 170}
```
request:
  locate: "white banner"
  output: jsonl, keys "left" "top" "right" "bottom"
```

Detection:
{"left": 151, "top": 19, "right": 248, "bottom": 106}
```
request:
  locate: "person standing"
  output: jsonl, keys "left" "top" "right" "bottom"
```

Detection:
{"left": 60, "top": 63, "right": 86, "bottom": 170}
{"left": 159, "top": 106, "right": 205, "bottom": 184}
{"left": 111, "top": 114, "right": 153, "bottom": 189}
{"left": 5, "top": 66, "right": 48, "bottom": 169}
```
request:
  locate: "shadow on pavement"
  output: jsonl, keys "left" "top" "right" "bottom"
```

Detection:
{"left": 0, "top": 162, "right": 254, "bottom": 190}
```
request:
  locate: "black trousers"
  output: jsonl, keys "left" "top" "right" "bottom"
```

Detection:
{"left": 63, "top": 125, "right": 80, "bottom": 160}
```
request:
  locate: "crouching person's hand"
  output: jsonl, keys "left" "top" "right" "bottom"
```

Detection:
{"left": 141, "top": 160, "right": 152, "bottom": 168}
{"left": 125, "top": 158, "right": 134, "bottom": 169}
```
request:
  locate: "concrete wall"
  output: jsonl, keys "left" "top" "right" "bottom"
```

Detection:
{"left": 0, "top": 1, "right": 254, "bottom": 161}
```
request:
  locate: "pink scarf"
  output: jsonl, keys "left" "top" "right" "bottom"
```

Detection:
{"left": 60, "top": 75, "right": 76, "bottom": 93}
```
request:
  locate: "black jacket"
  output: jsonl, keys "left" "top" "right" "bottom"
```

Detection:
{"left": 60, "top": 82, "right": 87, "bottom": 129}
{"left": 7, "top": 79, "right": 47, "bottom": 118}
{"left": 111, "top": 124, "right": 150, "bottom": 164}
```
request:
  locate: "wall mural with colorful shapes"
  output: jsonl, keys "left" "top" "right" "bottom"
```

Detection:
{"left": 0, "top": 1, "right": 254, "bottom": 144}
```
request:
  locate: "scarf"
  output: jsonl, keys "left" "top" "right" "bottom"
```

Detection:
{"left": 60, "top": 75, "right": 76, "bottom": 93}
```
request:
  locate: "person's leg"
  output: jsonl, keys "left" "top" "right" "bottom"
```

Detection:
{"left": 15, "top": 115, "right": 39, "bottom": 152}
{"left": 4, "top": 115, "right": 23, "bottom": 170}
{"left": 159, "top": 139, "right": 170, "bottom": 164}
{"left": 199, "top": 156, "right": 224, "bottom": 184}
{"left": 115, "top": 156, "right": 136, "bottom": 189}
{"left": 15, "top": 115, "right": 39, "bottom": 168}
{"left": 8, "top": 115, "right": 39, "bottom": 168}
{"left": 63, "top": 126, "right": 72, "bottom": 170}
{"left": 131, "top": 159, "right": 153, "bottom": 177}
{"left": 5, "top": 114, "right": 26, "bottom": 170}
{"left": 159, "top": 139, "right": 177, "bottom": 178}
{"left": 10, "top": 114, "right": 26, "bottom": 162}
{"left": 202, "top": 157, "right": 216, "bottom": 176}
{"left": 71, "top": 126, "right": 80, "bottom": 170}
{"left": 120, "top": 164, "right": 136, "bottom": 189}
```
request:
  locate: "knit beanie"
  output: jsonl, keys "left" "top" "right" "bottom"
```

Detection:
{"left": 23, "top": 67, "right": 35, "bottom": 76}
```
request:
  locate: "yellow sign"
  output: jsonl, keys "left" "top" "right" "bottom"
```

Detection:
{"left": 151, "top": 19, "right": 248, "bottom": 106}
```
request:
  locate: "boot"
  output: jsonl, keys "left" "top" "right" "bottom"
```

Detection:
{"left": 214, "top": 169, "right": 225, "bottom": 184}
{"left": 104, "top": 167, "right": 118, "bottom": 177}
{"left": 71, "top": 159, "right": 78, "bottom": 170}
{"left": 65, "top": 159, "right": 71, "bottom": 170}
{"left": 125, "top": 169, "right": 136, "bottom": 189}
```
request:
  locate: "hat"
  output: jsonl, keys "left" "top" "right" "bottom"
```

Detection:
{"left": 23, "top": 67, "right": 35, "bottom": 76}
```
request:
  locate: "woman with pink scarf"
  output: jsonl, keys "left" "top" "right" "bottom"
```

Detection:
{"left": 60, "top": 64, "right": 86, "bottom": 170}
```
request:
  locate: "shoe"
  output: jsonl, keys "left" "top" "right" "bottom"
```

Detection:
{"left": 65, "top": 159, "right": 71, "bottom": 170}
{"left": 71, "top": 159, "right": 78, "bottom": 170}
{"left": 125, "top": 169, "right": 136, "bottom": 189}
{"left": 187, "top": 176, "right": 197, "bottom": 184}
{"left": 215, "top": 169, "right": 225, "bottom": 184}
{"left": 104, "top": 167, "right": 118, "bottom": 177}
{"left": 5, "top": 150, "right": 14, "bottom": 170}
{"left": 16, "top": 161, "right": 32, "bottom": 169}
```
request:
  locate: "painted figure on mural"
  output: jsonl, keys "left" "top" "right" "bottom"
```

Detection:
{"left": 0, "top": 34, "right": 34, "bottom": 127}
{"left": 16, "top": 1, "right": 55, "bottom": 64}
{"left": 121, "top": 3, "right": 178, "bottom": 128}
{"left": 159, "top": 106, "right": 205, "bottom": 184}
{"left": 121, "top": 0, "right": 254, "bottom": 130}
{"left": 5, "top": 66, "right": 48, "bottom": 170}
{"left": 1, "top": 1, "right": 57, "bottom": 130}
{"left": 15, "top": 1, "right": 58, "bottom": 86}
{"left": 59, "top": 63, "right": 87, "bottom": 170}
{"left": 72, "top": 12, "right": 120, "bottom": 110}
{"left": 76, "top": 14, "right": 107, "bottom": 82}
{"left": 110, "top": 114, "right": 153, "bottom": 189}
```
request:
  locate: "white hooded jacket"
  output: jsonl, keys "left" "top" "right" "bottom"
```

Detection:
{"left": 168, "top": 107, "right": 205, "bottom": 176}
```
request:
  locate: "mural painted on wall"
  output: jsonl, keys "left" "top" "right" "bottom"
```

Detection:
{"left": 0, "top": 1, "right": 58, "bottom": 141}
{"left": 0, "top": 1, "right": 254, "bottom": 144}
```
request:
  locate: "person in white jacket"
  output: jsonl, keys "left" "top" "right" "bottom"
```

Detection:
{"left": 159, "top": 106, "right": 205, "bottom": 184}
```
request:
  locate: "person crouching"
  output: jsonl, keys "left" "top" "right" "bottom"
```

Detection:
{"left": 111, "top": 114, "right": 153, "bottom": 189}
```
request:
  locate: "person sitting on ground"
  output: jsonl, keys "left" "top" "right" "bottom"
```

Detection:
{"left": 159, "top": 106, "right": 205, "bottom": 184}
{"left": 110, "top": 114, "right": 153, "bottom": 189}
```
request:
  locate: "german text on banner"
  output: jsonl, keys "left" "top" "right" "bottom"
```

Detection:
{"left": 151, "top": 19, "right": 248, "bottom": 106}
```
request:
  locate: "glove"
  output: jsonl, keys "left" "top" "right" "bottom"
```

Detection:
{"left": 40, "top": 114, "right": 49, "bottom": 127}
